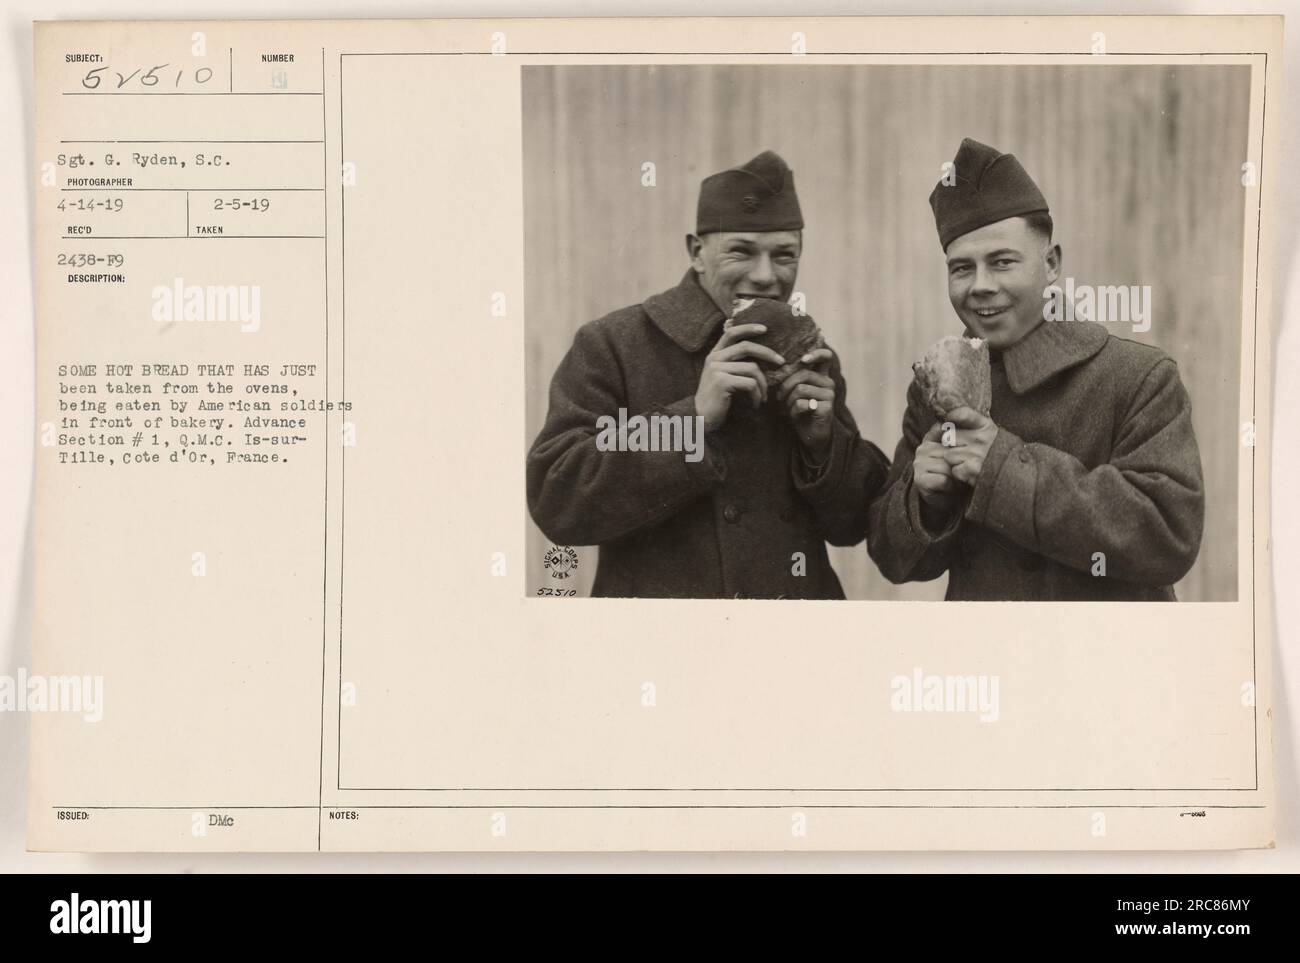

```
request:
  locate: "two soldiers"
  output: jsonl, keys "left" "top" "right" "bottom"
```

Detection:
{"left": 529, "top": 142, "right": 1205, "bottom": 600}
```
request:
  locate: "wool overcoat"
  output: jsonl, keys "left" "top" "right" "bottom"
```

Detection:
{"left": 867, "top": 319, "right": 1205, "bottom": 600}
{"left": 528, "top": 270, "right": 891, "bottom": 598}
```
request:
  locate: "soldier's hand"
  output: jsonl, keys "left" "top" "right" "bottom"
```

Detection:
{"left": 941, "top": 406, "right": 999, "bottom": 486}
{"left": 914, "top": 421, "right": 960, "bottom": 512}
{"left": 694, "top": 322, "right": 785, "bottom": 431}
{"left": 777, "top": 348, "right": 835, "bottom": 459}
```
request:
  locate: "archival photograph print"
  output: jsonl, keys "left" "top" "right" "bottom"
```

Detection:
{"left": 524, "top": 63, "right": 1247, "bottom": 601}
{"left": 23, "top": 15, "right": 1277, "bottom": 864}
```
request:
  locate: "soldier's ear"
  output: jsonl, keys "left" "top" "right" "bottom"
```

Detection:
{"left": 1043, "top": 243, "right": 1062, "bottom": 284}
{"left": 686, "top": 233, "right": 706, "bottom": 273}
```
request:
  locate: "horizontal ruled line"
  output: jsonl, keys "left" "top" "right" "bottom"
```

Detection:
{"left": 52, "top": 800, "right": 317, "bottom": 805}
{"left": 52, "top": 803, "right": 1268, "bottom": 811}
{"left": 62, "top": 91, "right": 324, "bottom": 96}
{"left": 339, "top": 785, "right": 1264, "bottom": 792}
{"left": 336, "top": 50, "right": 1265, "bottom": 57}
{"left": 59, "top": 235, "right": 325, "bottom": 240}
{"left": 332, "top": 804, "right": 1268, "bottom": 810}
{"left": 61, "top": 139, "right": 324, "bottom": 144}
{"left": 60, "top": 187, "right": 325, "bottom": 192}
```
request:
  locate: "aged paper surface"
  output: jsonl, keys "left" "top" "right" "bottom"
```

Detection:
{"left": 29, "top": 16, "right": 1278, "bottom": 851}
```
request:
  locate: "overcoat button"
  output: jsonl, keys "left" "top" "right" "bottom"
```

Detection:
{"left": 1018, "top": 449, "right": 1031, "bottom": 463}
{"left": 723, "top": 504, "right": 741, "bottom": 523}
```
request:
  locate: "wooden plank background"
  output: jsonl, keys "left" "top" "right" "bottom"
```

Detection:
{"left": 523, "top": 64, "right": 1249, "bottom": 601}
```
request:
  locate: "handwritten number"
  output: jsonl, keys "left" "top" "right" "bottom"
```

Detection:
{"left": 140, "top": 64, "right": 168, "bottom": 87}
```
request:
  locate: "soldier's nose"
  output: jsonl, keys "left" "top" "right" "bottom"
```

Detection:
{"left": 749, "top": 254, "right": 777, "bottom": 287}
{"left": 970, "top": 264, "right": 998, "bottom": 294}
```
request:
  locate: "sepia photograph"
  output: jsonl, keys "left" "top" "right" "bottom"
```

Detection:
{"left": 524, "top": 63, "right": 1247, "bottom": 601}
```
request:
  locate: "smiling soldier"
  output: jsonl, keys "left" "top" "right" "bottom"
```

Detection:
{"left": 867, "top": 138, "right": 1205, "bottom": 600}
{"left": 528, "top": 150, "right": 890, "bottom": 598}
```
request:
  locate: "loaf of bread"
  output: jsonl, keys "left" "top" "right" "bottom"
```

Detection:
{"left": 912, "top": 335, "right": 992, "bottom": 419}
{"left": 725, "top": 297, "right": 825, "bottom": 385}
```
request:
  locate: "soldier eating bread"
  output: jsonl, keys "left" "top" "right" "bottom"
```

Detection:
{"left": 867, "top": 139, "right": 1205, "bottom": 600}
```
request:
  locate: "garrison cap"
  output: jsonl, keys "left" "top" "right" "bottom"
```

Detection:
{"left": 929, "top": 138, "right": 1049, "bottom": 249}
{"left": 696, "top": 150, "right": 804, "bottom": 235}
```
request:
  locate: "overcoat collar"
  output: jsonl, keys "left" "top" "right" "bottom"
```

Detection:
{"left": 994, "top": 319, "right": 1110, "bottom": 394}
{"left": 643, "top": 270, "right": 728, "bottom": 353}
